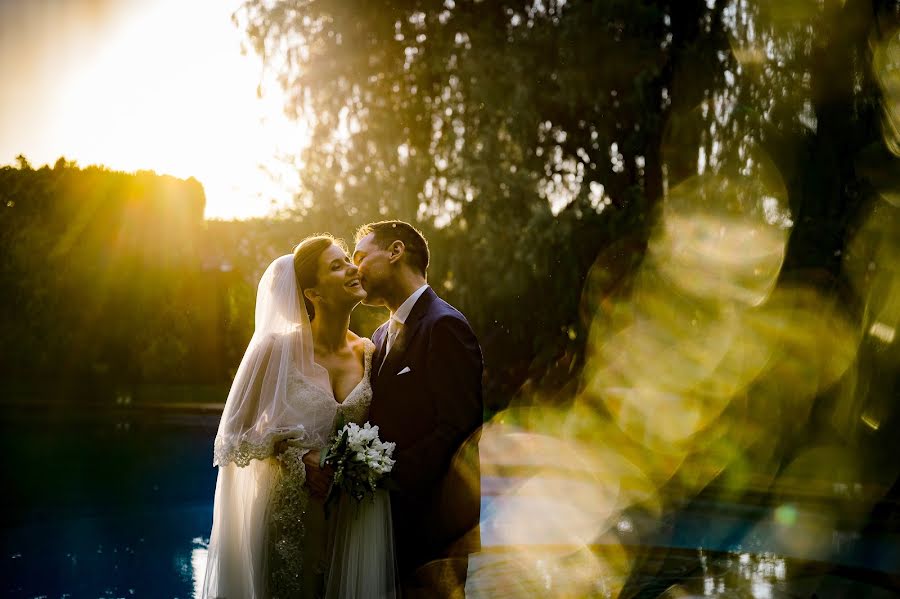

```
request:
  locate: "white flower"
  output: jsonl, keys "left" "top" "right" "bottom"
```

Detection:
{"left": 324, "top": 420, "right": 396, "bottom": 502}
{"left": 383, "top": 441, "right": 396, "bottom": 455}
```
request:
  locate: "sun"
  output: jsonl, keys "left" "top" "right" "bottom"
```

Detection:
{"left": 41, "top": 0, "right": 310, "bottom": 220}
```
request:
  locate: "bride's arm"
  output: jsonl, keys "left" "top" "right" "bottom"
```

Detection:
{"left": 271, "top": 434, "right": 331, "bottom": 500}
{"left": 216, "top": 335, "right": 305, "bottom": 466}
{"left": 213, "top": 337, "right": 275, "bottom": 465}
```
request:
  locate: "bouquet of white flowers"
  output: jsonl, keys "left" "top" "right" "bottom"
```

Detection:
{"left": 320, "top": 420, "right": 396, "bottom": 513}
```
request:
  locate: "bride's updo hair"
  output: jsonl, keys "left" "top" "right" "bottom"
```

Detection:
{"left": 292, "top": 234, "right": 348, "bottom": 320}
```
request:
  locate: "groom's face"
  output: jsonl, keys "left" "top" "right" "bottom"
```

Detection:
{"left": 353, "top": 233, "right": 392, "bottom": 307}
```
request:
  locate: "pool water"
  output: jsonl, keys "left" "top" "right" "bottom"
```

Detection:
{"left": 3, "top": 407, "right": 899, "bottom": 598}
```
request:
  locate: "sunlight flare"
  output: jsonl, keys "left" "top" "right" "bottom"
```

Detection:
{"left": 4, "top": 0, "right": 309, "bottom": 219}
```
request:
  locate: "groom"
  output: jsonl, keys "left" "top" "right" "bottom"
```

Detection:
{"left": 353, "top": 220, "right": 483, "bottom": 597}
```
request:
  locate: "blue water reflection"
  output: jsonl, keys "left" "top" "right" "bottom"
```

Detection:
{"left": 3, "top": 407, "right": 899, "bottom": 598}
{"left": 2, "top": 408, "right": 219, "bottom": 598}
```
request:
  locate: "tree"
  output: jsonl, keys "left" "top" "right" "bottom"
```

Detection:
{"left": 237, "top": 0, "right": 733, "bottom": 405}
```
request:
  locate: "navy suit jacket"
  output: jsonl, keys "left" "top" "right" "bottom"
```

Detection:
{"left": 369, "top": 287, "right": 483, "bottom": 576}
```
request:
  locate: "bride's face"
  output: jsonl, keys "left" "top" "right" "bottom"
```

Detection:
{"left": 311, "top": 243, "right": 366, "bottom": 306}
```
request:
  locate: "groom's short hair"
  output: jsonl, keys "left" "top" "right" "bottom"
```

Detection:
{"left": 355, "top": 220, "right": 429, "bottom": 276}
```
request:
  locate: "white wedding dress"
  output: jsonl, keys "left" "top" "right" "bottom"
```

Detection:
{"left": 317, "top": 342, "right": 397, "bottom": 599}
{"left": 201, "top": 255, "right": 396, "bottom": 599}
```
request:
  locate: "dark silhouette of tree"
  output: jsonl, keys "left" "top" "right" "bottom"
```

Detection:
{"left": 236, "top": 0, "right": 898, "bottom": 410}
{"left": 0, "top": 159, "right": 240, "bottom": 390}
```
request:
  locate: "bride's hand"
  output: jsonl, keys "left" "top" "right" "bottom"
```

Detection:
{"left": 275, "top": 437, "right": 306, "bottom": 455}
{"left": 303, "top": 449, "right": 321, "bottom": 467}
{"left": 303, "top": 450, "right": 334, "bottom": 500}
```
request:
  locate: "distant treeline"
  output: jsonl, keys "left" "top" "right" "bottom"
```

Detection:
{"left": 0, "top": 156, "right": 601, "bottom": 407}
{"left": 0, "top": 157, "right": 253, "bottom": 389}
{"left": 0, "top": 157, "right": 424, "bottom": 396}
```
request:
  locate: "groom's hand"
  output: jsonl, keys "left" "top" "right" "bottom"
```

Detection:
{"left": 302, "top": 450, "right": 334, "bottom": 500}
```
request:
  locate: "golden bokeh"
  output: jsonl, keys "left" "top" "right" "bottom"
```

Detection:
{"left": 874, "top": 28, "right": 900, "bottom": 159}
{"left": 468, "top": 141, "right": 879, "bottom": 592}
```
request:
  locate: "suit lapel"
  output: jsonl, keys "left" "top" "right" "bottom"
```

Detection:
{"left": 377, "top": 288, "right": 436, "bottom": 384}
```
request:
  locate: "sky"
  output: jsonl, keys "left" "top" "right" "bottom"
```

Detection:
{"left": 0, "top": 0, "right": 308, "bottom": 219}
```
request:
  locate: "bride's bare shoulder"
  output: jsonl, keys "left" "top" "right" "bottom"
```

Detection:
{"left": 346, "top": 332, "right": 374, "bottom": 355}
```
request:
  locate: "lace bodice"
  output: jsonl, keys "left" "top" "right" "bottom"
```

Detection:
{"left": 283, "top": 338, "right": 375, "bottom": 447}
{"left": 266, "top": 338, "right": 377, "bottom": 597}
{"left": 334, "top": 339, "right": 375, "bottom": 427}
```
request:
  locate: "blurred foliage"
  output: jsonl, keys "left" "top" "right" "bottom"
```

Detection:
{"left": 0, "top": 158, "right": 246, "bottom": 388}
{"left": 0, "top": 160, "right": 389, "bottom": 393}
{"left": 232, "top": 2, "right": 900, "bottom": 592}
{"left": 2, "top": 1, "right": 899, "bottom": 430}
{"left": 237, "top": 0, "right": 899, "bottom": 410}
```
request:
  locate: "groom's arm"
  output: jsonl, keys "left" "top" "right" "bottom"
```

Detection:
{"left": 391, "top": 316, "right": 483, "bottom": 497}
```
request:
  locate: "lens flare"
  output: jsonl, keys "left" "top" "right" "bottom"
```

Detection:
{"left": 651, "top": 175, "right": 790, "bottom": 307}
{"left": 845, "top": 196, "right": 900, "bottom": 360}
{"left": 874, "top": 29, "right": 900, "bottom": 158}
{"left": 474, "top": 411, "right": 642, "bottom": 597}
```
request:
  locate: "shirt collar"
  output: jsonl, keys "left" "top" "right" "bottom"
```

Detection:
{"left": 392, "top": 284, "right": 429, "bottom": 325}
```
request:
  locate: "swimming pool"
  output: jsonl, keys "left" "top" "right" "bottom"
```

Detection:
{"left": 3, "top": 406, "right": 898, "bottom": 598}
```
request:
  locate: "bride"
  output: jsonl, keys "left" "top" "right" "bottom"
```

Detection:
{"left": 201, "top": 235, "right": 397, "bottom": 598}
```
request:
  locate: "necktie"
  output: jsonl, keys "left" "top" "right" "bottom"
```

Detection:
{"left": 385, "top": 318, "right": 402, "bottom": 356}
{"left": 379, "top": 318, "right": 402, "bottom": 375}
